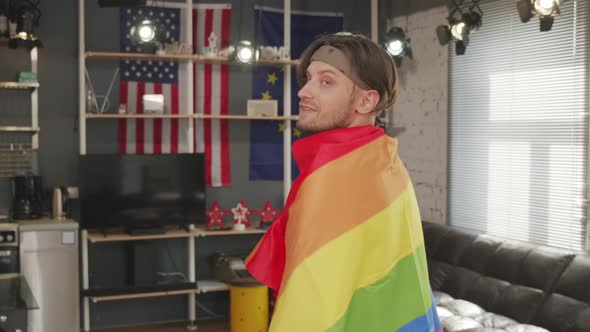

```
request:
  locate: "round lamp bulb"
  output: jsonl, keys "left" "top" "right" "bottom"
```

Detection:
{"left": 535, "top": 0, "right": 555, "bottom": 16}
{"left": 137, "top": 20, "right": 156, "bottom": 43}
{"left": 387, "top": 40, "right": 404, "bottom": 56}
{"left": 451, "top": 22, "right": 466, "bottom": 41}
{"left": 238, "top": 47, "right": 253, "bottom": 62}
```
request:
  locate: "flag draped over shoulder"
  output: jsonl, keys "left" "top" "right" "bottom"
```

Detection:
{"left": 118, "top": 5, "right": 231, "bottom": 187}
{"left": 249, "top": 8, "right": 343, "bottom": 181}
{"left": 246, "top": 126, "right": 442, "bottom": 332}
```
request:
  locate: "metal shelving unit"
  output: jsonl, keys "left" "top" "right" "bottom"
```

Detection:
{"left": 0, "top": 45, "right": 39, "bottom": 178}
{"left": 78, "top": 0, "right": 293, "bottom": 330}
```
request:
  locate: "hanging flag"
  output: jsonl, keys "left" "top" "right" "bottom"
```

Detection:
{"left": 246, "top": 126, "right": 442, "bottom": 332}
{"left": 249, "top": 8, "right": 344, "bottom": 181}
{"left": 118, "top": 5, "right": 231, "bottom": 187}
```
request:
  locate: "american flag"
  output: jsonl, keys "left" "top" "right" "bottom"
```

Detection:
{"left": 118, "top": 5, "right": 231, "bottom": 187}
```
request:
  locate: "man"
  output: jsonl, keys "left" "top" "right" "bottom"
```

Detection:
{"left": 246, "top": 32, "right": 441, "bottom": 332}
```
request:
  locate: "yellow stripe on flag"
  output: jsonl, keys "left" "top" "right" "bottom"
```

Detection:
{"left": 269, "top": 184, "right": 427, "bottom": 332}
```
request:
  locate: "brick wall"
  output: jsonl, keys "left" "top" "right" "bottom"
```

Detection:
{"left": 386, "top": 5, "right": 449, "bottom": 224}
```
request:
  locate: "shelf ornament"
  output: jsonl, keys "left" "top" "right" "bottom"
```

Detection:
{"left": 254, "top": 200, "right": 281, "bottom": 229}
{"left": 206, "top": 200, "right": 229, "bottom": 230}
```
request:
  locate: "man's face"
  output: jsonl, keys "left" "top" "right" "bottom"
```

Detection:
{"left": 296, "top": 61, "right": 358, "bottom": 133}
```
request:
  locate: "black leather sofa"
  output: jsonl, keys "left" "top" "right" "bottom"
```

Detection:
{"left": 423, "top": 221, "right": 590, "bottom": 332}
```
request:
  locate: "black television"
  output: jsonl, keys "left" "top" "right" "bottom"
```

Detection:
{"left": 79, "top": 154, "right": 206, "bottom": 231}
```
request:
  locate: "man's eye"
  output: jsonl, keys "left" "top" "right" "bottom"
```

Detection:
{"left": 321, "top": 80, "right": 331, "bottom": 85}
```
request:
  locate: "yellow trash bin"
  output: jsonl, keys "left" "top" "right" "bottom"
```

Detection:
{"left": 230, "top": 283, "right": 269, "bottom": 332}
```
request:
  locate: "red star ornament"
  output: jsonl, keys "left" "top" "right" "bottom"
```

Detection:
{"left": 231, "top": 200, "right": 252, "bottom": 227}
{"left": 206, "top": 200, "right": 228, "bottom": 230}
{"left": 255, "top": 200, "right": 281, "bottom": 228}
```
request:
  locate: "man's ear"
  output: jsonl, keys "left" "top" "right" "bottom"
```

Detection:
{"left": 356, "top": 90, "right": 380, "bottom": 115}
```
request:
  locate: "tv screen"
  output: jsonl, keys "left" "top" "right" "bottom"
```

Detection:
{"left": 79, "top": 154, "right": 206, "bottom": 230}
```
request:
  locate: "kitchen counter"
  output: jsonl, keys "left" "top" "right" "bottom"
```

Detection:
{"left": 16, "top": 218, "right": 78, "bottom": 231}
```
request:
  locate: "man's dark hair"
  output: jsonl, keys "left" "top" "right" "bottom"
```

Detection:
{"left": 296, "top": 32, "right": 398, "bottom": 126}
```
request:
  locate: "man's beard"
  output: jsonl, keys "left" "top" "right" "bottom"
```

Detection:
{"left": 296, "top": 101, "right": 355, "bottom": 134}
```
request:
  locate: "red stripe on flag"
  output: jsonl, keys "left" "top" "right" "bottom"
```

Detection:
{"left": 204, "top": 9, "right": 213, "bottom": 187}
{"left": 153, "top": 83, "right": 163, "bottom": 154}
{"left": 220, "top": 9, "right": 231, "bottom": 186}
{"left": 171, "top": 84, "right": 179, "bottom": 153}
{"left": 136, "top": 82, "right": 145, "bottom": 154}
{"left": 193, "top": 9, "right": 198, "bottom": 153}
{"left": 118, "top": 81, "right": 128, "bottom": 154}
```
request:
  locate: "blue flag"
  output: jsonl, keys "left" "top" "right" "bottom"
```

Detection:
{"left": 249, "top": 8, "right": 344, "bottom": 181}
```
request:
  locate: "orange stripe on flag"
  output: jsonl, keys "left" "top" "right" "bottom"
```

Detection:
{"left": 280, "top": 136, "right": 409, "bottom": 295}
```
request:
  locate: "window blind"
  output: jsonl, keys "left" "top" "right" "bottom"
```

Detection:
{"left": 448, "top": 0, "right": 589, "bottom": 251}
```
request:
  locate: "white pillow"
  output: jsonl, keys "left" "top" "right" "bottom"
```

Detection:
{"left": 436, "top": 306, "right": 455, "bottom": 319}
{"left": 433, "top": 291, "right": 455, "bottom": 305}
{"left": 443, "top": 299, "right": 486, "bottom": 318}
{"left": 442, "top": 316, "right": 483, "bottom": 332}
{"left": 474, "top": 312, "right": 518, "bottom": 328}
{"left": 504, "top": 324, "right": 551, "bottom": 332}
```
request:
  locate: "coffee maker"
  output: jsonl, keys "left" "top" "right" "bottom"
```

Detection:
{"left": 10, "top": 174, "right": 43, "bottom": 220}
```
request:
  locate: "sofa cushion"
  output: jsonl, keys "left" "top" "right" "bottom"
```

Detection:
{"left": 441, "top": 267, "right": 482, "bottom": 299}
{"left": 432, "top": 228, "right": 478, "bottom": 265}
{"left": 486, "top": 242, "right": 532, "bottom": 284}
{"left": 531, "top": 293, "right": 588, "bottom": 332}
{"left": 571, "top": 307, "right": 590, "bottom": 332}
{"left": 553, "top": 255, "right": 590, "bottom": 303}
{"left": 491, "top": 285, "right": 545, "bottom": 324}
{"left": 422, "top": 221, "right": 449, "bottom": 258}
{"left": 429, "top": 260, "right": 456, "bottom": 291}
{"left": 458, "top": 235, "right": 502, "bottom": 274}
{"left": 517, "top": 247, "right": 574, "bottom": 292}
{"left": 463, "top": 276, "right": 511, "bottom": 311}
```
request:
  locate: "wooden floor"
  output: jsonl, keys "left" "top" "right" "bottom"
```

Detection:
{"left": 93, "top": 321, "right": 229, "bottom": 332}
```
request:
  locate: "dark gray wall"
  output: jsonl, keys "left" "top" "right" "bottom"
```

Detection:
{"left": 1, "top": 0, "right": 375, "bottom": 329}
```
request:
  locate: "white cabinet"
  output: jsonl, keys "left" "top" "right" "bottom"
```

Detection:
{"left": 18, "top": 219, "right": 79, "bottom": 332}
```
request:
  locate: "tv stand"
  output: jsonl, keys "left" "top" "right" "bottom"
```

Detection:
{"left": 126, "top": 225, "right": 166, "bottom": 236}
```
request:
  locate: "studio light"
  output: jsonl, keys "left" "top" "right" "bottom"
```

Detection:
{"left": 131, "top": 20, "right": 157, "bottom": 43}
{"left": 8, "top": 1, "right": 43, "bottom": 49}
{"left": 128, "top": 16, "right": 168, "bottom": 53}
{"left": 436, "top": 0, "right": 483, "bottom": 56}
{"left": 230, "top": 40, "right": 260, "bottom": 64}
{"left": 383, "top": 27, "right": 413, "bottom": 66}
{"left": 534, "top": 0, "right": 558, "bottom": 16}
{"left": 450, "top": 20, "right": 467, "bottom": 41}
{"left": 517, "top": 0, "right": 562, "bottom": 31}
{"left": 436, "top": 10, "right": 481, "bottom": 55}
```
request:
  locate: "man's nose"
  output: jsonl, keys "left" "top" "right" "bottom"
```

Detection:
{"left": 297, "top": 82, "right": 313, "bottom": 100}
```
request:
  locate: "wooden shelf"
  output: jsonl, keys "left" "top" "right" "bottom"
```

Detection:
{"left": 200, "top": 114, "right": 298, "bottom": 120}
{"left": 85, "top": 113, "right": 298, "bottom": 120}
{"left": 84, "top": 113, "right": 194, "bottom": 119}
{"left": 86, "top": 51, "right": 193, "bottom": 62}
{"left": 0, "top": 81, "right": 39, "bottom": 89}
{"left": 196, "top": 280, "right": 229, "bottom": 293}
{"left": 85, "top": 51, "right": 299, "bottom": 66}
{"left": 90, "top": 289, "right": 196, "bottom": 303}
{"left": 87, "top": 228, "right": 196, "bottom": 243}
{"left": 0, "top": 126, "right": 39, "bottom": 132}
{"left": 92, "top": 320, "right": 228, "bottom": 332}
{"left": 195, "top": 226, "right": 267, "bottom": 237}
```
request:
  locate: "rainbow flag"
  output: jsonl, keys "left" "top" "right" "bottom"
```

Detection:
{"left": 246, "top": 125, "right": 442, "bottom": 332}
